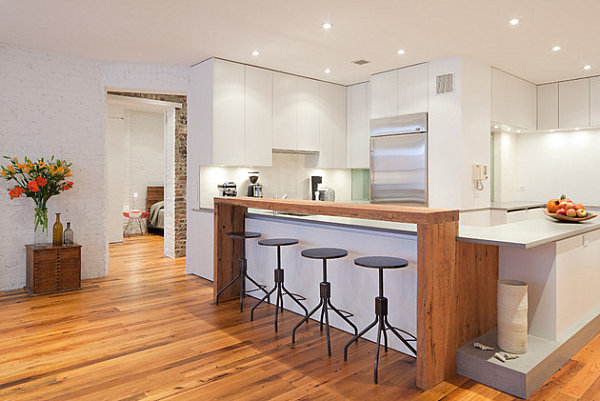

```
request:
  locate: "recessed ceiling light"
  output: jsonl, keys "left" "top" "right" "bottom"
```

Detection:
{"left": 324, "top": 68, "right": 331, "bottom": 74}
{"left": 397, "top": 49, "right": 406, "bottom": 55}
{"left": 550, "top": 129, "right": 555, "bottom": 132}
{"left": 575, "top": 127, "right": 580, "bottom": 131}
{"left": 509, "top": 18, "right": 520, "bottom": 25}
{"left": 516, "top": 130, "right": 521, "bottom": 133}
{"left": 494, "top": 125, "right": 499, "bottom": 129}
{"left": 584, "top": 65, "right": 592, "bottom": 70}
{"left": 552, "top": 46, "right": 561, "bottom": 52}
{"left": 506, "top": 127, "right": 512, "bottom": 131}
{"left": 251, "top": 50, "right": 259, "bottom": 57}
{"left": 322, "top": 22, "right": 332, "bottom": 30}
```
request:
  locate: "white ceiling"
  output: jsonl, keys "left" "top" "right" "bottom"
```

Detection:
{"left": 1, "top": 0, "right": 599, "bottom": 85}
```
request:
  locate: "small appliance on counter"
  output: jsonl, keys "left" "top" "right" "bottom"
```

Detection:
{"left": 316, "top": 184, "right": 335, "bottom": 202}
{"left": 218, "top": 182, "right": 237, "bottom": 197}
{"left": 247, "top": 171, "right": 263, "bottom": 198}
{"left": 311, "top": 176, "right": 322, "bottom": 200}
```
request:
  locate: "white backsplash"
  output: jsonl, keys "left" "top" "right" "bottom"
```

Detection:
{"left": 199, "top": 153, "right": 352, "bottom": 208}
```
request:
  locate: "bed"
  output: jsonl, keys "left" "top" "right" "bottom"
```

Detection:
{"left": 147, "top": 186, "right": 164, "bottom": 235}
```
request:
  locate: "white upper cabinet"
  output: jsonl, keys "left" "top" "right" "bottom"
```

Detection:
{"left": 371, "top": 69, "right": 398, "bottom": 118}
{"left": 272, "top": 72, "right": 298, "bottom": 151}
{"left": 589, "top": 77, "right": 600, "bottom": 126}
{"left": 347, "top": 82, "right": 370, "bottom": 169}
{"left": 213, "top": 59, "right": 246, "bottom": 165}
{"left": 491, "top": 68, "right": 536, "bottom": 130}
{"left": 190, "top": 59, "right": 272, "bottom": 167}
{"left": 537, "top": 83, "right": 559, "bottom": 130}
{"left": 318, "top": 82, "right": 347, "bottom": 169}
{"left": 397, "top": 63, "right": 429, "bottom": 115}
{"left": 331, "top": 84, "right": 347, "bottom": 168}
{"left": 371, "top": 64, "right": 429, "bottom": 119}
{"left": 244, "top": 66, "right": 273, "bottom": 166}
{"left": 297, "top": 77, "right": 320, "bottom": 151}
{"left": 559, "top": 78, "right": 590, "bottom": 129}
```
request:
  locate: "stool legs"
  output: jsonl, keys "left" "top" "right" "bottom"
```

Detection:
{"left": 251, "top": 245, "right": 308, "bottom": 332}
{"left": 216, "top": 256, "right": 270, "bottom": 312}
{"left": 292, "top": 260, "right": 358, "bottom": 356}
{"left": 344, "top": 268, "right": 417, "bottom": 384}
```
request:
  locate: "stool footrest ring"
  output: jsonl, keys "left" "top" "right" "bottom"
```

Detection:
{"left": 336, "top": 309, "right": 354, "bottom": 318}
{"left": 384, "top": 326, "right": 416, "bottom": 341}
{"left": 282, "top": 291, "right": 306, "bottom": 301}
{"left": 245, "top": 284, "right": 268, "bottom": 293}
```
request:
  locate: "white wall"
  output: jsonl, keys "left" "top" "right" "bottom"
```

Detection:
{"left": 0, "top": 43, "right": 189, "bottom": 291}
{"left": 198, "top": 152, "right": 352, "bottom": 208}
{"left": 0, "top": 44, "right": 106, "bottom": 290}
{"left": 428, "top": 56, "right": 492, "bottom": 210}
{"left": 495, "top": 129, "right": 600, "bottom": 205}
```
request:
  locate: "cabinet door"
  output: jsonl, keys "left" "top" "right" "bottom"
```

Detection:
{"left": 213, "top": 60, "right": 245, "bottom": 165}
{"left": 297, "top": 78, "right": 320, "bottom": 151}
{"left": 590, "top": 77, "right": 600, "bottom": 127}
{"left": 318, "top": 82, "right": 335, "bottom": 168}
{"left": 370, "top": 69, "right": 398, "bottom": 119}
{"left": 331, "top": 84, "right": 347, "bottom": 168}
{"left": 397, "top": 63, "right": 428, "bottom": 115}
{"left": 491, "top": 68, "right": 537, "bottom": 130}
{"left": 537, "top": 83, "right": 559, "bottom": 130}
{"left": 272, "top": 72, "right": 298, "bottom": 150}
{"left": 559, "top": 78, "right": 590, "bottom": 129}
{"left": 244, "top": 66, "right": 272, "bottom": 166}
{"left": 58, "top": 248, "right": 80, "bottom": 290}
{"left": 346, "top": 83, "right": 369, "bottom": 169}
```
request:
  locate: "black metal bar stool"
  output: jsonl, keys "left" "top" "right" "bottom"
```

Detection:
{"left": 343, "top": 256, "right": 417, "bottom": 384}
{"left": 292, "top": 248, "right": 358, "bottom": 356}
{"left": 215, "top": 231, "right": 270, "bottom": 312}
{"left": 250, "top": 238, "right": 309, "bottom": 332}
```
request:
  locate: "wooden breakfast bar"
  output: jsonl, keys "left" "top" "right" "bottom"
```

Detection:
{"left": 213, "top": 197, "right": 498, "bottom": 390}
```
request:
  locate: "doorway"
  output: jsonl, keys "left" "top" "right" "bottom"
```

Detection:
{"left": 104, "top": 92, "right": 187, "bottom": 259}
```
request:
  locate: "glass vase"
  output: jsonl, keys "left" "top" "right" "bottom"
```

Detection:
{"left": 53, "top": 213, "right": 63, "bottom": 246}
{"left": 33, "top": 206, "right": 49, "bottom": 244}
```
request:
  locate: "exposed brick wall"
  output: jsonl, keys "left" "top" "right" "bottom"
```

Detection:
{"left": 108, "top": 91, "right": 187, "bottom": 257}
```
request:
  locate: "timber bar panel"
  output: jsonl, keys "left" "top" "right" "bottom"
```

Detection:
{"left": 213, "top": 197, "right": 467, "bottom": 390}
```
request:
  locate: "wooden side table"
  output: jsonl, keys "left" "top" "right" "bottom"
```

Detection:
{"left": 25, "top": 243, "right": 82, "bottom": 295}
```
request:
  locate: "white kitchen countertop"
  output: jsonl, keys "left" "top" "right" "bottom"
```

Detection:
{"left": 246, "top": 209, "right": 600, "bottom": 249}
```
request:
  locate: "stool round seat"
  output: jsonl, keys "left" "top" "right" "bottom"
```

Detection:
{"left": 301, "top": 248, "right": 348, "bottom": 260}
{"left": 225, "top": 231, "right": 261, "bottom": 239}
{"left": 258, "top": 238, "right": 299, "bottom": 247}
{"left": 354, "top": 256, "right": 409, "bottom": 269}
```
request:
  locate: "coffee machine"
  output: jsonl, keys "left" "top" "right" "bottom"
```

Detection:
{"left": 218, "top": 182, "right": 237, "bottom": 197}
{"left": 247, "top": 171, "right": 263, "bottom": 197}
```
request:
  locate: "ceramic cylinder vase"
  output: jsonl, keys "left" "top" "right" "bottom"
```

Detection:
{"left": 497, "top": 280, "right": 528, "bottom": 354}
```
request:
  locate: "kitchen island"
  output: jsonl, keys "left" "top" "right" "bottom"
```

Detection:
{"left": 206, "top": 197, "right": 600, "bottom": 396}
{"left": 212, "top": 197, "right": 497, "bottom": 390}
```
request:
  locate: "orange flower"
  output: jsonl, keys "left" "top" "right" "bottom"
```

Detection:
{"left": 36, "top": 176, "right": 47, "bottom": 186}
{"left": 27, "top": 181, "right": 39, "bottom": 192}
{"left": 0, "top": 170, "right": 7, "bottom": 178}
{"left": 66, "top": 172, "right": 72, "bottom": 177}
{"left": 8, "top": 186, "right": 25, "bottom": 199}
{"left": 7, "top": 166, "right": 15, "bottom": 173}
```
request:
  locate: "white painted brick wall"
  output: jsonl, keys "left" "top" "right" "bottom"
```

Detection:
{"left": 0, "top": 44, "right": 107, "bottom": 290}
{"left": 0, "top": 43, "right": 190, "bottom": 290}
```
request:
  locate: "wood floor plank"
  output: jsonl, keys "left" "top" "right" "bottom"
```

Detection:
{"left": 0, "top": 235, "right": 599, "bottom": 400}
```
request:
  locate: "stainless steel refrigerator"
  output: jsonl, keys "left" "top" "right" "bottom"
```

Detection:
{"left": 370, "top": 112, "right": 428, "bottom": 206}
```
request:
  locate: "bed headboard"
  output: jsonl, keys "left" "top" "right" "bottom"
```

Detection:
{"left": 146, "top": 186, "right": 164, "bottom": 211}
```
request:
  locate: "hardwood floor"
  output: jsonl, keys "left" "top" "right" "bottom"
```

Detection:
{"left": 1, "top": 235, "right": 600, "bottom": 400}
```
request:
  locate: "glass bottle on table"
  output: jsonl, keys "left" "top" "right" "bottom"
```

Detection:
{"left": 52, "top": 213, "right": 63, "bottom": 246}
{"left": 64, "top": 222, "right": 74, "bottom": 245}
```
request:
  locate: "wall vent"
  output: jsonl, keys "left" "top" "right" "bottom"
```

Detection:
{"left": 353, "top": 59, "right": 371, "bottom": 65}
{"left": 436, "top": 73, "right": 454, "bottom": 94}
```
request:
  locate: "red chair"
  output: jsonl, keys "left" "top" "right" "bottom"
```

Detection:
{"left": 123, "top": 210, "right": 149, "bottom": 236}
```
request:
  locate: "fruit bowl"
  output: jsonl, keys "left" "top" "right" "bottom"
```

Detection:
{"left": 544, "top": 210, "right": 597, "bottom": 223}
